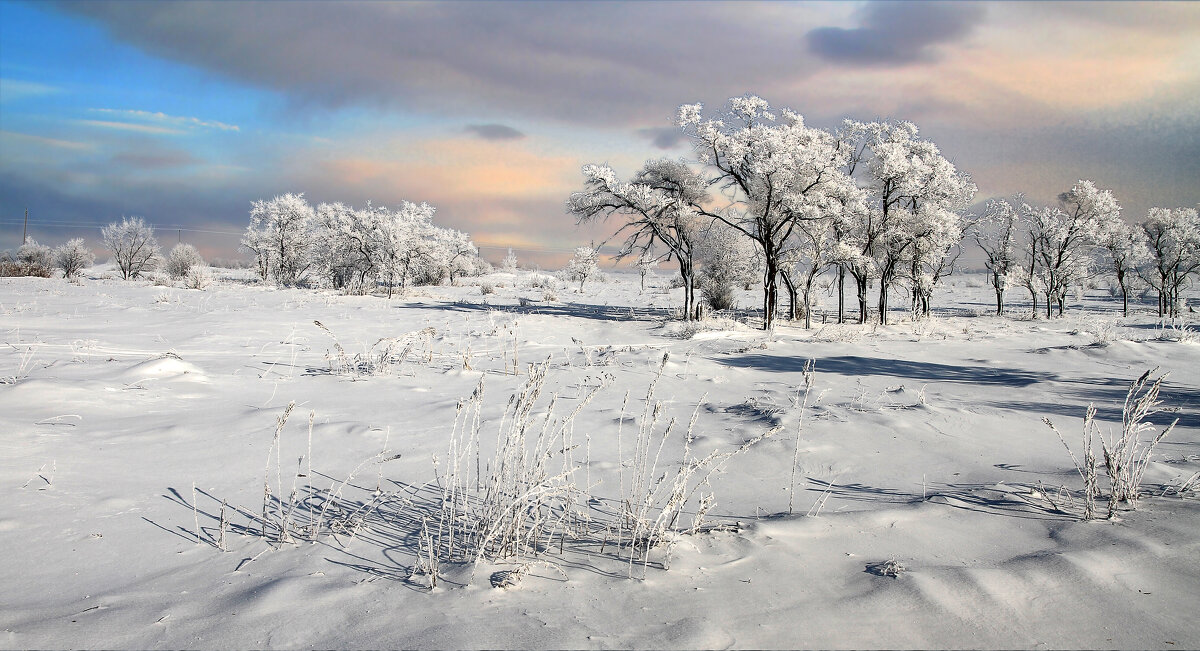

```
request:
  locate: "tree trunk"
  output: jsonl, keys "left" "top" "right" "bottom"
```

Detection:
{"left": 680, "top": 265, "right": 696, "bottom": 321}
{"left": 878, "top": 282, "right": 890, "bottom": 325}
{"left": 762, "top": 256, "right": 778, "bottom": 330}
{"left": 837, "top": 265, "right": 846, "bottom": 324}
{"left": 803, "top": 286, "right": 813, "bottom": 329}
{"left": 857, "top": 276, "right": 869, "bottom": 324}
{"left": 781, "top": 271, "right": 799, "bottom": 321}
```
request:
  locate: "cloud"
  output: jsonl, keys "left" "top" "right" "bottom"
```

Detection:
{"left": 464, "top": 124, "right": 526, "bottom": 141}
{"left": 110, "top": 150, "right": 201, "bottom": 169}
{"left": 806, "top": 1, "right": 986, "bottom": 66}
{"left": 73, "top": 119, "right": 184, "bottom": 135}
{"left": 0, "top": 130, "right": 94, "bottom": 151}
{"left": 0, "top": 78, "right": 63, "bottom": 102}
{"left": 92, "top": 108, "right": 239, "bottom": 132}
{"left": 56, "top": 1, "right": 825, "bottom": 125}
{"left": 635, "top": 127, "right": 686, "bottom": 150}
{"left": 314, "top": 137, "right": 579, "bottom": 201}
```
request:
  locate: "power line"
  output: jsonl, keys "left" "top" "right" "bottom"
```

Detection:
{"left": 0, "top": 219, "right": 244, "bottom": 236}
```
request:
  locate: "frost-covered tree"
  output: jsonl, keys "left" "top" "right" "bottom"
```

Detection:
{"left": 697, "top": 222, "right": 757, "bottom": 312}
{"left": 501, "top": 248, "right": 519, "bottom": 272}
{"left": 1140, "top": 207, "right": 1200, "bottom": 317}
{"left": 102, "top": 216, "right": 161, "bottom": 280}
{"left": 431, "top": 226, "right": 479, "bottom": 284}
{"left": 54, "top": 238, "right": 95, "bottom": 279}
{"left": 1023, "top": 180, "right": 1117, "bottom": 318}
{"left": 241, "top": 193, "right": 315, "bottom": 285}
{"left": 975, "top": 198, "right": 1021, "bottom": 315}
{"left": 1095, "top": 218, "right": 1148, "bottom": 317}
{"left": 368, "top": 201, "right": 432, "bottom": 295}
{"left": 634, "top": 250, "right": 658, "bottom": 292}
{"left": 679, "top": 96, "right": 862, "bottom": 329}
{"left": 165, "top": 243, "right": 205, "bottom": 280}
{"left": 312, "top": 201, "right": 375, "bottom": 293}
{"left": 564, "top": 245, "right": 600, "bottom": 291}
{"left": 568, "top": 159, "right": 707, "bottom": 318}
{"left": 781, "top": 184, "right": 867, "bottom": 328}
{"left": 906, "top": 206, "right": 969, "bottom": 318}
{"left": 307, "top": 199, "right": 475, "bottom": 295}
{"left": 840, "top": 120, "right": 975, "bottom": 324}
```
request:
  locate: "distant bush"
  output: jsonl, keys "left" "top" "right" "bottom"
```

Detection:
{"left": 0, "top": 260, "right": 52, "bottom": 277}
{"left": 1, "top": 241, "right": 53, "bottom": 277}
{"left": 184, "top": 265, "right": 214, "bottom": 290}
{"left": 54, "top": 239, "right": 95, "bottom": 279}
{"left": 701, "top": 276, "right": 736, "bottom": 311}
{"left": 18, "top": 240, "right": 52, "bottom": 269}
{"left": 166, "top": 243, "right": 205, "bottom": 280}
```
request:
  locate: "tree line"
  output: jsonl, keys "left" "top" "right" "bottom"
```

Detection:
{"left": 239, "top": 193, "right": 488, "bottom": 295}
{"left": 570, "top": 95, "right": 1199, "bottom": 327}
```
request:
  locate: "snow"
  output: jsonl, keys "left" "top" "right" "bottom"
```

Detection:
{"left": 2, "top": 269, "right": 1198, "bottom": 649}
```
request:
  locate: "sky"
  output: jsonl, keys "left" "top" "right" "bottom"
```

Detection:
{"left": 1, "top": 1, "right": 1198, "bottom": 266}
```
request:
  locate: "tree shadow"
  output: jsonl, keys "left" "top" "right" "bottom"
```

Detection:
{"left": 720, "top": 354, "right": 1044, "bottom": 387}
{"left": 798, "top": 477, "right": 1081, "bottom": 522}
{"left": 412, "top": 299, "right": 675, "bottom": 324}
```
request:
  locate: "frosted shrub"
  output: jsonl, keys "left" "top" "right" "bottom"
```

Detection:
{"left": 185, "top": 265, "right": 214, "bottom": 290}
{"left": 1082, "top": 316, "right": 1122, "bottom": 346}
{"left": 700, "top": 276, "right": 736, "bottom": 311}
{"left": 524, "top": 272, "right": 557, "bottom": 289}
{"left": 18, "top": 239, "right": 53, "bottom": 270}
{"left": 54, "top": 239, "right": 95, "bottom": 279}
{"left": 314, "top": 320, "right": 436, "bottom": 378}
{"left": 563, "top": 245, "right": 600, "bottom": 290}
{"left": 501, "top": 248, "right": 518, "bottom": 271}
{"left": 166, "top": 243, "right": 205, "bottom": 280}
{"left": 1, "top": 240, "right": 53, "bottom": 277}
{"left": 479, "top": 282, "right": 495, "bottom": 295}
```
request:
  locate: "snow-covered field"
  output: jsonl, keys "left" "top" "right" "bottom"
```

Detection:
{"left": 2, "top": 269, "right": 1198, "bottom": 649}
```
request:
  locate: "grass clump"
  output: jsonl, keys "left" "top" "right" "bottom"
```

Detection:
{"left": 1044, "top": 368, "right": 1178, "bottom": 520}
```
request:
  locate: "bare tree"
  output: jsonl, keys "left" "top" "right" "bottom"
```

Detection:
{"left": 102, "top": 216, "right": 161, "bottom": 280}
{"left": 568, "top": 159, "right": 707, "bottom": 319}
{"left": 1141, "top": 207, "right": 1200, "bottom": 318}
{"left": 975, "top": 198, "right": 1021, "bottom": 315}
{"left": 841, "top": 120, "right": 975, "bottom": 324}
{"left": 1096, "top": 220, "right": 1148, "bottom": 317}
{"left": 679, "top": 96, "right": 861, "bottom": 329}
{"left": 1022, "top": 181, "right": 1116, "bottom": 318}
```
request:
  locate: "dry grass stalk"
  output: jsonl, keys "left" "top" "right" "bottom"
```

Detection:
{"left": 1046, "top": 368, "right": 1177, "bottom": 520}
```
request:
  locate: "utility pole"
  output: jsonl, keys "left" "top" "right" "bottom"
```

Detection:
{"left": 22, "top": 208, "right": 28, "bottom": 244}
